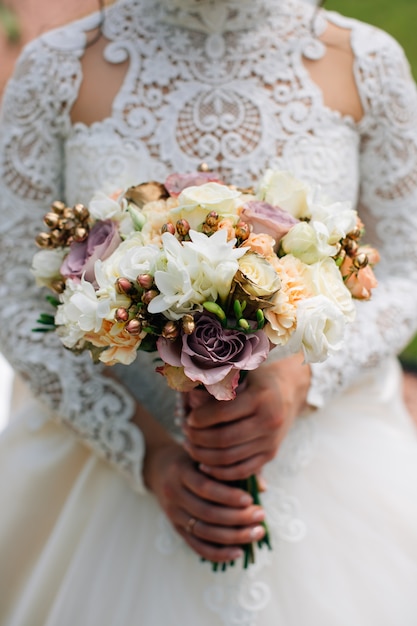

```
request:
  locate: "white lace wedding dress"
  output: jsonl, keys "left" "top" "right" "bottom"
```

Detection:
{"left": 1, "top": 0, "right": 417, "bottom": 624}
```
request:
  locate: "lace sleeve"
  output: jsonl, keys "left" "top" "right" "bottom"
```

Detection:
{"left": 0, "top": 38, "right": 147, "bottom": 493}
{"left": 307, "top": 27, "right": 417, "bottom": 407}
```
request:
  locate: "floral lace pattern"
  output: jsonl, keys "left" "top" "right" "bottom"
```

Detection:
{"left": 1, "top": 0, "right": 417, "bottom": 621}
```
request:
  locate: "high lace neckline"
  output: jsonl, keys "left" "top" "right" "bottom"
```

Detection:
{"left": 153, "top": 0, "right": 268, "bottom": 33}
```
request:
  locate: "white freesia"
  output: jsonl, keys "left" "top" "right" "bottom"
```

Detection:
{"left": 149, "top": 229, "right": 247, "bottom": 319}
{"left": 257, "top": 169, "right": 312, "bottom": 219}
{"left": 170, "top": 182, "right": 241, "bottom": 231}
{"left": 31, "top": 248, "right": 67, "bottom": 288}
{"left": 88, "top": 191, "right": 123, "bottom": 221}
{"left": 55, "top": 277, "right": 104, "bottom": 347}
{"left": 281, "top": 220, "right": 337, "bottom": 264}
{"left": 287, "top": 294, "right": 346, "bottom": 362}
{"left": 306, "top": 258, "right": 356, "bottom": 323}
{"left": 310, "top": 200, "right": 357, "bottom": 244}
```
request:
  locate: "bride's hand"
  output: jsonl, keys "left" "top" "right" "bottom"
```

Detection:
{"left": 183, "top": 353, "right": 311, "bottom": 482}
{"left": 144, "top": 442, "right": 266, "bottom": 562}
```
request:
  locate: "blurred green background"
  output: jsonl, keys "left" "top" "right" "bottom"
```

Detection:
{"left": 326, "top": 0, "right": 416, "bottom": 77}
{"left": 326, "top": 0, "right": 417, "bottom": 369}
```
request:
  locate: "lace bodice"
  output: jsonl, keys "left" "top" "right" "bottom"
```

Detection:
{"left": 1, "top": 0, "right": 417, "bottom": 491}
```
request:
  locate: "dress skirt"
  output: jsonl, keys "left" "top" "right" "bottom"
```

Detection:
{"left": 1, "top": 357, "right": 417, "bottom": 626}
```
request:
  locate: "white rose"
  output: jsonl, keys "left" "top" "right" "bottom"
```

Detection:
{"left": 281, "top": 221, "right": 337, "bottom": 264}
{"left": 306, "top": 258, "right": 356, "bottom": 323}
{"left": 94, "top": 234, "right": 161, "bottom": 319}
{"left": 170, "top": 182, "right": 241, "bottom": 231}
{"left": 236, "top": 252, "right": 281, "bottom": 299}
{"left": 96, "top": 234, "right": 160, "bottom": 289}
{"left": 31, "top": 248, "right": 67, "bottom": 288}
{"left": 257, "top": 170, "right": 311, "bottom": 219}
{"left": 288, "top": 294, "right": 346, "bottom": 362}
{"left": 310, "top": 201, "right": 357, "bottom": 244}
{"left": 89, "top": 191, "right": 123, "bottom": 221}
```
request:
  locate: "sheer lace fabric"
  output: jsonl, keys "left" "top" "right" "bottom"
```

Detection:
{"left": 0, "top": 0, "right": 417, "bottom": 491}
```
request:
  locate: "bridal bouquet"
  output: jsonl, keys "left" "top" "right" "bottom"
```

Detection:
{"left": 32, "top": 168, "right": 379, "bottom": 568}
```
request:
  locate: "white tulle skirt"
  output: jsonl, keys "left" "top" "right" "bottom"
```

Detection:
{"left": 1, "top": 357, "right": 417, "bottom": 626}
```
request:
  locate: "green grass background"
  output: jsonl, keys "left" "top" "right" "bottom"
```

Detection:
{"left": 326, "top": 0, "right": 417, "bottom": 368}
{"left": 326, "top": 0, "right": 416, "bottom": 77}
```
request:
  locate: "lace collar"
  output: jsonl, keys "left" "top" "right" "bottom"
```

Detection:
{"left": 153, "top": 0, "right": 268, "bottom": 33}
{"left": 145, "top": 0, "right": 320, "bottom": 34}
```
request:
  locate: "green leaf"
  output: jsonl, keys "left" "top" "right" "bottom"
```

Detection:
{"left": 46, "top": 295, "right": 60, "bottom": 308}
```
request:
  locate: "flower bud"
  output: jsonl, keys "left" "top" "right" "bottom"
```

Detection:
{"left": 51, "top": 200, "right": 66, "bottom": 215}
{"left": 137, "top": 274, "right": 154, "bottom": 290}
{"left": 238, "top": 318, "right": 250, "bottom": 331}
{"left": 344, "top": 238, "right": 358, "bottom": 257}
{"left": 63, "top": 207, "right": 75, "bottom": 220}
{"left": 142, "top": 289, "right": 159, "bottom": 305}
{"left": 50, "top": 229, "right": 64, "bottom": 245}
{"left": 162, "top": 321, "right": 179, "bottom": 340}
{"left": 73, "top": 226, "right": 89, "bottom": 242}
{"left": 347, "top": 227, "right": 362, "bottom": 241}
{"left": 202, "top": 301, "right": 226, "bottom": 323}
{"left": 36, "top": 232, "right": 52, "bottom": 248}
{"left": 161, "top": 222, "right": 176, "bottom": 236}
{"left": 60, "top": 218, "right": 76, "bottom": 231}
{"left": 353, "top": 253, "right": 369, "bottom": 270}
{"left": 205, "top": 211, "right": 219, "bottom": 227}
{"left": 43, "top": 212, "right": 60, "bottom": 229}
{"left": 115, "top": 307, "right": 129, "bottom": 323}
{"left": 116, "top": 277, "right": 134, "bottom": 295}
{"left": 235, "top": 221, "right": 250, "bottom": 241}
{"left": 50, "top": 279, "right": 65, "bottom": 294}
{"left": 73, "top": 204, "right": 90, "bottom": 222}
{"left": 124, "top": 319, "right": 142, "bottom": 335}
{"left": 201, "top": 222, "right": 215, "bottom": 235}
{"left": 176, "top": 219, "right": 190, "bottom": 238}
{"left": 181, "top": 314, "right": 195, "bottom": 335}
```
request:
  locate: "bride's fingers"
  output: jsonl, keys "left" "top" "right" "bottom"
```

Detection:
{"left": 183, "top": 435, "right": 272, "bottom": 468}
{"left": 186, "top": 392, "right": 255, "bottom": 429}
{"left": 178, "top": 489, "right": 266, "bottom": 528}
{"left": 198, "top": 453, "right": 269, "bottom": 482}
{"left": 176, "top": 511, "right": 266, "bottom": 548}
{"left": 182, "top": 465, "right": 254, "bottom": 507}
{"left": 176, "top": 527, "right": 245, "bottom": 563}
{"left": 183, "top": 415, "right": 264, "bottom": 449}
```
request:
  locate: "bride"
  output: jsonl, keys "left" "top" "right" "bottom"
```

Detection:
{"left": 1, "top": 0, "right": 417, "bottom": 624}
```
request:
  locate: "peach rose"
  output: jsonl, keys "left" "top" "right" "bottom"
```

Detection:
{"left": 85, "top": 319, "right": 143, "bottom": 365}
{"left": 265, "top": 254, "right": 314, "bottom": 346}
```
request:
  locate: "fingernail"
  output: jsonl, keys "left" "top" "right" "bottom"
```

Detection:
{"left": 250, "top": 525, "right": 265, "bottom": 541}
{"left": 252, "top": 509, "right": 265, "bottom": 523}
{"left": 231, "top": 549, "right": 244, "bottom": 559}
{"left": 199, "top": 464, "right": 211, "bottom": 474}
{"left": 240, "top": 494, "right": 253, "bottom": 506}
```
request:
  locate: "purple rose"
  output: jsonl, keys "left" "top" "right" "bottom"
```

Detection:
{"left": 164, "top": 172, "right": 223, "bottom": 197}
{"left": 61, "top": 220, "right": 121, "bottom": 284}
{"left": 240, "top": 200, "right": 299, "bottom": 249}
{"left": 157, "top": 313, "right": 270, "bottom": 400}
